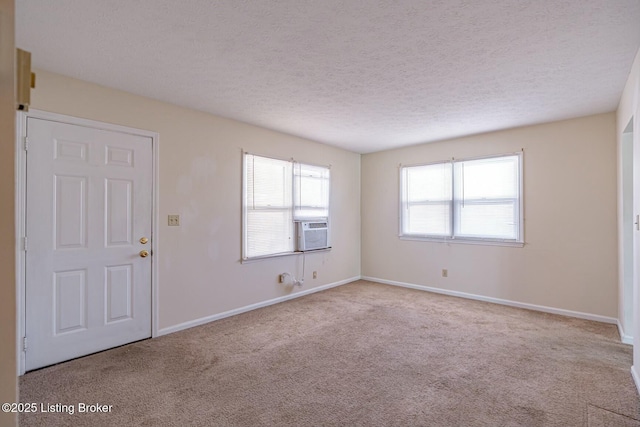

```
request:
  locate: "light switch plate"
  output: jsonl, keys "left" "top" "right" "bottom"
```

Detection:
{"left": 168, "top": 215, "right": 180, "bottom": 226}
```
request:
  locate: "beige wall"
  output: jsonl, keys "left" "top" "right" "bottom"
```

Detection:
{"left": 362, "top": 113, "right": 618, "bottom": 318}
{"left": 30, "top": 69, "right": 361, "bottom": 331}
{"left": 0, "top": 1, "right": 17, "bottom": 425}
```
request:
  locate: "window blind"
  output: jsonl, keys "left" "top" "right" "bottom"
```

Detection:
{"left": 244, "top": 154, "right": 293, "bottom": 258}
{"left": 293, "top": 163, "right": 330, "bottom": 220}
{"left": 243, "top": 153, "right": 331, "bottom": 259}
{"left": 401, "top": 162, "right": 452, "bottom": 236}
{"left": 453, "top": 155, "right": 520, "bottom": 240}
{"left": 400, "top": 153, "right": 522, "bottom": 243}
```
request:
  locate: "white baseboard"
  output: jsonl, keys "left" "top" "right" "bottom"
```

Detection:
{"left": 618, "top": 320, "right": 633, "bottom": 345}
{"left": 157, "top": 276, "right": 360, "bottom": 336}
{"left": 362, "top": 276, "right": 618, "bottom": 325}
{"left": 632, "top": 366, "right": 640, "bottom": 395}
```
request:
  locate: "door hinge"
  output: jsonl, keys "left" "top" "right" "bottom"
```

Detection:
{"left": 23, "top": 236, "right": 27, "bottom": 251}
{"left": 23, "top": 136, "right": 29, "bottom": 151}
{"left": 23, "top": 336, "right": 27, "bottom": 352}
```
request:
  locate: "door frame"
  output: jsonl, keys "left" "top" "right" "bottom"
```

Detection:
{"left": 15, "top": 109, "right": 160, "bottom": 375}
{"left": 620, "top": 118, "right": 635, "bottom": 345}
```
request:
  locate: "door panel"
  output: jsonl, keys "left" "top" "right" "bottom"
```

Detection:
{"left": 54, "top": 269, "right": 87, "bottom": 334}
{"left": 54, "top": 175, "right": 88, "bottom": 249}
{"left": 105, "top": 264, "right": 133, "bottom": 323}
{"left": 106, "top": 179, "right": 133, "bottom": 246}
{"left": 25, "top": 117, "right": 153, "bottom": 371}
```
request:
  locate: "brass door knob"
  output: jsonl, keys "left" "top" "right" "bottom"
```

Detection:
{"left": 140, "top": 237, "right": 149, "bottom": 244}
{"left": 139, "top": 250, "right": 149, "bottom": 258}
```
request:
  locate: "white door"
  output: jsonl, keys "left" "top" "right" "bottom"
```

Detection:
{"left": 25, "top": 117, "right": 153, "bottom": 371}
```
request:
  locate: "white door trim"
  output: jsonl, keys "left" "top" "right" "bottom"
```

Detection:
{"left": 15, "top": 109, "right": 160, "bottom": 375}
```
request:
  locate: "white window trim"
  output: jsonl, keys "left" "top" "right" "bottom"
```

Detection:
{"left": 240, "top": 247, "right": 332, "bottom": 263}
{"left": 398, "top": 151, "right": 524, "bottom": 246}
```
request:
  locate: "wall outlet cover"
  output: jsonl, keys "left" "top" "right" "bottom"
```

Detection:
{"left": 168, "top": 214, "right": 180, "bottom": 226}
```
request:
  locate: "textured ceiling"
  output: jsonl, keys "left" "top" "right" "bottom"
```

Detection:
{"left": 16, "top": 1, "right": 640, "bottom": 153}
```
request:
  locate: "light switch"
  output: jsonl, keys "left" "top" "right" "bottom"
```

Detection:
{"left": 168, "top": 215, "right": 180, "bottom": 226}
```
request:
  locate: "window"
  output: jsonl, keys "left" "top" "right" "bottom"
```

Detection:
{"left": 243, "top": 153, "right": 330, "bottom": 259}
{"left": 400, "top": 153, "right": 522, "bottom": 244}
{"left": 294, "top": 163, "right": 330, "bottom": 220}
{"left": 402, "top": 162, "right": 452, "bottom": 237}
{"left": 244, "top": 155, "right": 293, "bottom": 258}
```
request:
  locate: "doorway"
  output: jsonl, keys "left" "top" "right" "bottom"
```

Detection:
{"left": 17, "top": 110, "right": 159, "bottom": 373}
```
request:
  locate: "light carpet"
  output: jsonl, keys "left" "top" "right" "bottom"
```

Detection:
{"left": 20, "top": 280, "right": 640, "bottom": 426}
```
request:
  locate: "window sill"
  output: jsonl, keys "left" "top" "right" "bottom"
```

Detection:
{"left": 399, "top": 236, "right": 524, "bottom": 248}
{"left": 241, "top": 247, "right": 332, "bottom": 263}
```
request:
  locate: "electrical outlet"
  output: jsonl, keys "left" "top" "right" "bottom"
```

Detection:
{"left": 313, "top": 271, "right": 317, "bottom": 279}
{"left": 168, "top": 215, "right": 180, "bottom": 226}
{"left": 442, "top": 269, "right": 448, "bottom": 278}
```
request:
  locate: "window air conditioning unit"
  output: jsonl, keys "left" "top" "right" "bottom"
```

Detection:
{"left": 297, "top": 221, "right": 329, "bottom": 251}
